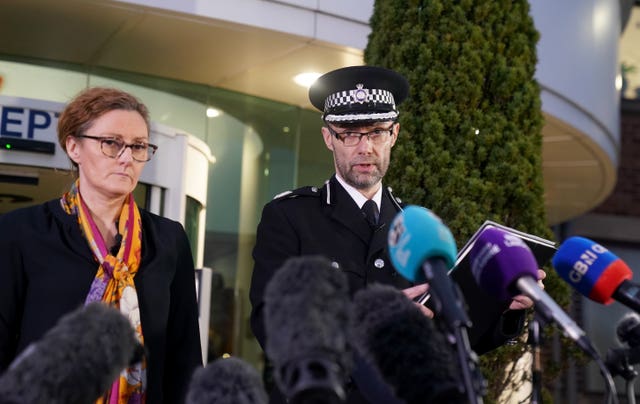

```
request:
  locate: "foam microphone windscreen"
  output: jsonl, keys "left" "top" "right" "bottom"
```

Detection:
{"left": 350, "top": 284, "right": 465, "bottom": 404}
{"left": 469, "top": 227, "right": 539, "bottom": 302}
{"left": 185, "top": 356, "right": 267, "bottom": 404}
{"left": 616, "top": 312, "right": 640, "bottom": 347}
{"left": 387, "top": 205, "right": 457, "bottom": 283}
{"left": 0, "top": 302, "right": 141, "bottom": 404}
{"left": 264, "top": 255, "right": 352, "bottom": 401}
{"left": 552, "top": 236, "right": 632, "bottom": 304}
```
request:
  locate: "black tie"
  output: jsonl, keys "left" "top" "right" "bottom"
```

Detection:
{"left": 361, "top": 199, "right": 379, "bottom": 227}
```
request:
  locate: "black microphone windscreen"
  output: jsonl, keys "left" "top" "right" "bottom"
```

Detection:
{"left": 264, "top": 255, "right": 352, "bottom": 402}
{"left": 617, "top": 311, "right": 640, "bottom": 347}
{"left": 186, "top": 356, "right": 267, "bottom": 404}
{"left": 0, "top": 302, "right": 140, "bottom": 404}
{"left": 351, "top": 284, "right": 465, "bottom": 404}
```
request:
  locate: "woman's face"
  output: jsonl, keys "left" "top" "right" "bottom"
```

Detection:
{"left": 65, "top": 109, "right": 149, "bottom": 201}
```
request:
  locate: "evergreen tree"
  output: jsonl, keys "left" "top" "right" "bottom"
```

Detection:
{"left": 366, "top": 0, "right": 570, "bottom": 401}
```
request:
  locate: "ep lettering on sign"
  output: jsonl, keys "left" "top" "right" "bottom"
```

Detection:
{"left": 0, "top": 104, "right": 58, "bottom": 154}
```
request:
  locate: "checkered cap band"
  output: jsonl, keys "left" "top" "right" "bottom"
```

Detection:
{"left": 324, "top": 111, "right": 399, "bottom": 123}
{"left": 323, "top": 88, "right": 396, "bottom": 111}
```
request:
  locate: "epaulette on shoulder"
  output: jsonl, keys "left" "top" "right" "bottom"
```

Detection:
{"left": 272, "top": 186, "right": 322, "bottom": 200}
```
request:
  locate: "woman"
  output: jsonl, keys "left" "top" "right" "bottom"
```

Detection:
{"left": 0, "top": 87, "right": 202, "bottom": 403}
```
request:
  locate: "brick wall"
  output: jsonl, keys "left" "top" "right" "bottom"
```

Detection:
{"left": 594, "top": 99, "right": 640, "bottom": 216}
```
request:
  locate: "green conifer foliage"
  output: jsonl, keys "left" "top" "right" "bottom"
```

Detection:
{"left": 366, "top": 0, "right": 571, "bottom": 401}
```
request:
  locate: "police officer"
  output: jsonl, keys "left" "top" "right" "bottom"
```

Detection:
{"left": 249, "top": 65, "right": 534, "bottom": 403}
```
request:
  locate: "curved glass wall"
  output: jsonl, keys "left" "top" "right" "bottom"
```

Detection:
{"left": 0, "top": 58, "right": 333, "bottom": 366}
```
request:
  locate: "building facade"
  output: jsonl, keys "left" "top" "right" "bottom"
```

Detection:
{"left": 1, "top": 0, "right": 639, "bottom": 400}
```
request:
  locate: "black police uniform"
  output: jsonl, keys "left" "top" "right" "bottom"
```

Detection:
{"left": 249, "top": 175, "right": 524, "bottom": 403}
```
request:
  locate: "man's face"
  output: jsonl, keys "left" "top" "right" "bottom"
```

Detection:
{"left": 322, "top": 120, "right": 399, "bottom": 193}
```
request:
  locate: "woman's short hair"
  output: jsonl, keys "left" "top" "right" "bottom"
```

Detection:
{"left": 57, "top": 87, "right": 150, "bottom": 156}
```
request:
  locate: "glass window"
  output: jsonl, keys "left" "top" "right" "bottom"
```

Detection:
{"left": 184, "top": 195, "right": 202, "bottom": 260}
{"left": 132, "top": 183, "right": 150, "bottom": 211}
{"left": 0, "top": 57, "right": 334, "bottom": 365}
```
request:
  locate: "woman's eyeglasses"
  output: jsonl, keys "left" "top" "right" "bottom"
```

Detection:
{"left": 76, "top": 135, "right": 158, "bottom": 162}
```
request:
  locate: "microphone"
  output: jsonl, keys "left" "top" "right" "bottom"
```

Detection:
{"left": 552, "top": 236, "right": 640, "bottom": 314}
{"left": 471, "top": 228, "right": 621, "bottom": 403}
{"left": 470, "top": 227, "right": 598, "bottom": 356}
{"left": 263, "top": 255, "right": 352, "bottom": 404}
{"left": 110, "top": 233, "right": 123, "bottom": 256}
{"left": 617, "top": 312, "right": 640, "bottom": 348}
{"left": 350, "top": 284, "right": 466, "bottom": 404}
{"left": 604, "top": 312, "right": 640, "bottom": 380}
{"left": 387, "top": 205, "right": 485, "bottom": 404}
{"left": 185, "top": 356, "right": 267, "bottom": 404}
{"left": 387, "top": 205, "right": 468, "bottom": 328}
{"left": 0, "top": 302, "right": 142, "bottom": 404}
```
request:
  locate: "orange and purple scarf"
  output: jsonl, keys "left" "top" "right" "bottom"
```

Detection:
{"left": 61, "top": 180, "right": 146, "bottom": 403}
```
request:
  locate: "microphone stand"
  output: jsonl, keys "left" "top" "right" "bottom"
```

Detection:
{"left": 527, "top": 313, "right": 544, "bottom": 404}
{"left": 627, "top": 380, "right": 637, "bottom": 404}
{"left": 422, "top": 260, "right": 487, "bottom": 404}
{"left": 449, "top": 322, "right": 487, "bottom": 404}
{"left": 605, "top": 346, "right": 639, "bottom": 404}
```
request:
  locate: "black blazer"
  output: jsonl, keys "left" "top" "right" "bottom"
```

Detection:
{"left": 0, "top": 199, "right": 203, "bottom": 404}
{"left": 249, "top": 175, "right": 524, "bottom": 403}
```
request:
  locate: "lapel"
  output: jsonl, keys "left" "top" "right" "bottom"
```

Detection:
{"left": 48, "top": 200, "right": 100, "bottom": 265}
{"left": 323, "top": 176, "right": 403, "bottom": 254}
{"left": 327, "top": 176, "right": 372, "bottom": 244}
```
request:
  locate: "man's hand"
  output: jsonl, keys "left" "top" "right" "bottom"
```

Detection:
{"left": 401, "top": 283, "right": 434, "bottom": 318}
{"left": 508, "top": 269, "right": 547, "bottom": 311}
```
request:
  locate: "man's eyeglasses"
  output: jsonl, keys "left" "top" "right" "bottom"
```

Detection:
{"left": 76, "top": 135, "right": 158, "bottom": 162}
{"left": 326, "top": 123, "right": 396, "bottom": 147}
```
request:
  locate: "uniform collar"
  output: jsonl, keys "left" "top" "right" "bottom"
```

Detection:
{"left": 334, "top": 174, "right": 382, "bottom": 211}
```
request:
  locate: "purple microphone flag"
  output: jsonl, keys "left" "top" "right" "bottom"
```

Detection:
{"left": 469, "top": 227, "right": 539, "bottom": 302}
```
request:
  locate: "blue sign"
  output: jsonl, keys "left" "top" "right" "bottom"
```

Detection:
{"left": 0, "top": 102, "right": 59, "bottom": 155}
{"left": 0, "top": 106, "right": 59, "bottom": 139}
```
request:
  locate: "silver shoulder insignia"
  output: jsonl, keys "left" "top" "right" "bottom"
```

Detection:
{"left": 273, "top": 190, "right": 293, "bottom": 199}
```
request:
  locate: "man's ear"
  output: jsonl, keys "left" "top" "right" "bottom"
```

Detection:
{"left": 322, "top": 127, "right": 334, "bottom": 151}
{"left": 389, "top": 122, "right": 400, "bottom": 147}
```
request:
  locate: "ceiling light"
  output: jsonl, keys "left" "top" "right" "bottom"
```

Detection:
{"left": 206, "top": 107, "right": 220, "bottom": 118}
{"left": 293, "top": 72, "right": 322, "bottom": 88}
{"left": 615, "top": 74, "right": 623, "bottom": 91}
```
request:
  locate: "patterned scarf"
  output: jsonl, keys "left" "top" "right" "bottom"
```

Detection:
{"left": 61, "top": 180, "right": 146, "bottom": 403}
